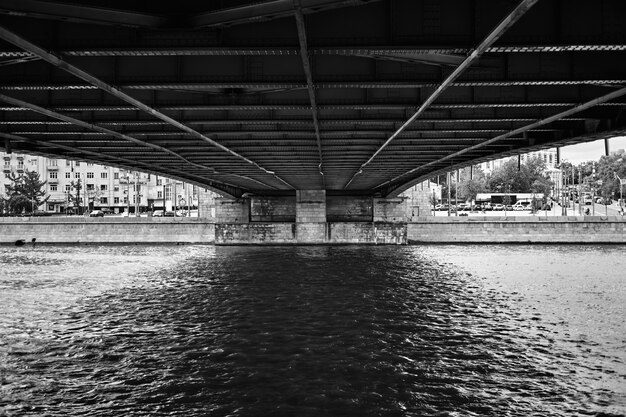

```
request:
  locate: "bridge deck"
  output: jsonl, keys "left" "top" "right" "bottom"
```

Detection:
{"left": 0, "top": 0, "right": 625, "bottom": 197}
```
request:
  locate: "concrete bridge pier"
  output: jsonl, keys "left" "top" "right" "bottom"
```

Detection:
{"left": 203, "top": 189, "right": 412, "bottom": 244}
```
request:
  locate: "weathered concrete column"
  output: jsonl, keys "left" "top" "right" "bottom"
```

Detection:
{"left": 372, "top": 197, "right": 409, "bottom": 244}
{"left": 373, "top": 197, "right": 410, "bottom": 222}
{"left": 296, "top": 190, "right": 326, "bottom": 243}
{"left": 197, "top": 188, "right": 216, "bottom": 220}
{"left": 214, "top": 197, "right": 250, "bottom": 223}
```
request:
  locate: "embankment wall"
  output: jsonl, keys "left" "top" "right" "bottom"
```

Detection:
{"left": 0, "top": 217, "right": 215, "bottom": 244}
{"left": 2, "top": 216, "right": 626, "bottom": 245}
{"left": 408, "top": 216, "right": 626, "bottom": 243}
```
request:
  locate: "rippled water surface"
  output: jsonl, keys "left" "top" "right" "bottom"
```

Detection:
{"left": 0, "top": 244, "right": 624, "bottom": 416}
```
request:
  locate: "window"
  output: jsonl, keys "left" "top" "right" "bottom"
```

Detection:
{"left": 100, "top": 184, "right": 107, "bottom": 191}
{"left": 75, "top": 173, "right": 80, "bottom": 178}
{"left": 75, "top": 162, "right": 80, "bottom": 166}
{"left": 65, "top": 185, "right": 71, "bottom": 192}
{"left": 48, "top": 204, "right": 54, "bottom": 211}
{"left": 87, "top": 172, "right": 94, "bottom": 179}
{"left": 49, "top": 172, "right": 57, "bottom": 179}
{"left": 65, "top": 172, "right": 71, "bottom": 178}
{"left": 49, "top": 159, "right": 57, "bottom": 166}
{"left": 100, "top": 197, "right": 108, "bottom": 204}
{"left": 50, "top": 184, "right": 57, "bottom": 191}
{"left": 114, "top": 197, "right": 119, "bottom": 204}
{"left": 114, "top": 172, "right": 119, "bottom": 179}
{"left": 156, "top": 179, "right": 162, "bottom": 186}
{"left": 123, "top": 196, "right": 128, "bottom": 204}
{"left": 157, "top": 191, "right": 163, "bottom": 198}
{"left": 87, "top": 163, "right": 94, "bottom": 166}
{"left": 87, "top": 184, "right": 94, "bottom": 191}
{"left": 114, "top": 186, "right": 119, "bottom": 192}
{"left": 66, "top": 161, "right": 71, "bottom": 166}
{"left": 18, "top": 160, "right": 24, "bottom": 169}
{"left": 101, "top": 172, "right": 108, "bottom": 179}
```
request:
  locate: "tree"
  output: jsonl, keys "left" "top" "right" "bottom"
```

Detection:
{"left": 487, "top": 157, "right": 554, "bottom": 194}
{"left": 595, "top": 150, "right": 626, "bottom": 201}
{"left": 4, "top": 170, "right": 49, "bottom": 214}
{"left": 67, "top": 179, "right": 82, "bottom": 214}
{"left": 457, "top": 166, "right": 488, "bottom": 202}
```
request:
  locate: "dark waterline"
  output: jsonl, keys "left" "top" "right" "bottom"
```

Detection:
{"left": 0, "top": 245, "right": 624, "bottom": 416}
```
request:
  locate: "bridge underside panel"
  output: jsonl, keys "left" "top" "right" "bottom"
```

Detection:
{"left": 1, "top": 0, "right": 625, "bottom": 197}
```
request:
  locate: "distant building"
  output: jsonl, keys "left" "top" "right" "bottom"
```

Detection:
{"left": 480, "top": 149, "right": 558, "bottom": 174}
{"left": 1, "top": 151, "right": 200, "bottom": 214}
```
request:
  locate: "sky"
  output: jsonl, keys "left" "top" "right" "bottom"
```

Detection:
{"left": 559, "top": 135, "right": 626, "bottom": 164}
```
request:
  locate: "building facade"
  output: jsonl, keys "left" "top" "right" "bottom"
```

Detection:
{"left": 2, "top": 151, "right": 199, "bottom": 214}
{"left": 480, "top": 148, "right": 558, "bottom": 174}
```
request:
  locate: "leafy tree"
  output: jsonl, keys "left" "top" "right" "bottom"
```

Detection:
{"left": 595, "top": 149, "right": 626, "bottom": 201}
{"left": 429, "top": 191, "right": 438, "bottom": 212}
{"left": 4, "top": 170, "right": 49, "bottom": 214}
{"left": 457, "top": 166, "right": 488, "bottom": 202}
{"left": 67, "top": 179, "right": 83, "bottom": 214}
{"left": 487, "top": 157, "right": 554, "bottom": 194}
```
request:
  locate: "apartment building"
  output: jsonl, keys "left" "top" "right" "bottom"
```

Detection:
{"left": 2, "top": 151, "right": 198, "bottom": 214}
{"left": 480, "top": 149, "right": 558, "bottom": 174}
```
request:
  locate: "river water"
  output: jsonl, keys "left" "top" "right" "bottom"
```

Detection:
{"left": 0, "top": 244, "right": 624, "bottom": 417}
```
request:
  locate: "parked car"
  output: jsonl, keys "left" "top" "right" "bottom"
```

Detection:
{"left": 512, "top": 201, "right": 531, "bottom": 211}
{"left": 492, "top": 203, "right": 504, "bottom": 211}
{"left": 89, "top": 210, "right": 104, "bottom": 217}
{"left": 152, "top": 210, "right": 164, "bottom": 217}
{"left": 163, "top": 211, "right": 175, "bottom": 217}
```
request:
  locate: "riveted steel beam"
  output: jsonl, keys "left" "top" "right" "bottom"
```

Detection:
{"left": 293, "top": 0, "right": 325, "bottom": 187}
{"left": 342, "top": 0, "right": 539, "bottom": 189}
{"left": 0, "top": 93, "right": 277, "bottom": 191}
{"left": 190, "top": 0, "right": 383, "bottom": 28}
{"left": 0, "top": 131, "right": 242, "bottom": 198}
{"left": 379, "top": 85, "right": 626, "bottom": 194}
{"left": 0, "top": 0, "right": 166, "bottom": 28}
{"left": 0, "top": 24, "right": 295, "bottom": 190}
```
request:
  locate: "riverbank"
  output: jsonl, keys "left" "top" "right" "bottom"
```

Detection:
{"left": 1, "top": 216, "right": 626, "bottom": 244}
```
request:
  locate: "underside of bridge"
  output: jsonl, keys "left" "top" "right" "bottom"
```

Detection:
{"left": 0, "top": 0, "right": 625, "bottom": 198}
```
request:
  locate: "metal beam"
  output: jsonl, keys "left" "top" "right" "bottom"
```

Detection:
{"left": 343, "top": 0, "right": 539, "bottom": 189}
{"left": 0, "top": 24, "right": 295, "bottom": 190}
{"left": 293, "top": 0, "right": 325, "bottom": 187}
{"left": 6, "top": 80, "right": 626, "bottom": 91}
{"left": 0, "top": 0, "right": 166, "bottom": 28}
{"left": 190, "top": 0, "right": 383, "bottom": 28}
{"left": 1, "top": 44, "right": 612, "bottom": 58}
{"left": 0, "top": 93, "right": 278, "bottom": 191}
{"left": 0, "top": 132, "right": 242, "bottom": 198}
{"left": 379, "top": 86, "right": 626, "bottom": 193}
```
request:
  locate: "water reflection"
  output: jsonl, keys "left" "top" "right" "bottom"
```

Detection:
{"left": 0, "top": 245, "right": 624, "bottom": 416}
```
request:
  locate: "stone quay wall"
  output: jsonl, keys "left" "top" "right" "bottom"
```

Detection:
{"left": 2, "top": 216, "right": 626, "bottom": 245}
{"left": 0, "top": 217, "right": 215, "bottom": 244}
{"left": 408, "top": 216, "right": 626, "bottom": 243}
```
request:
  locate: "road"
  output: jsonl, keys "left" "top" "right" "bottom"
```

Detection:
{"left": 432, "top": 201, "right": 625, "bottom": 217}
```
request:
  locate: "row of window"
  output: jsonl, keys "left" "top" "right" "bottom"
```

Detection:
{"left": 49, "top": 172, "right": 113, "bottom": 179}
